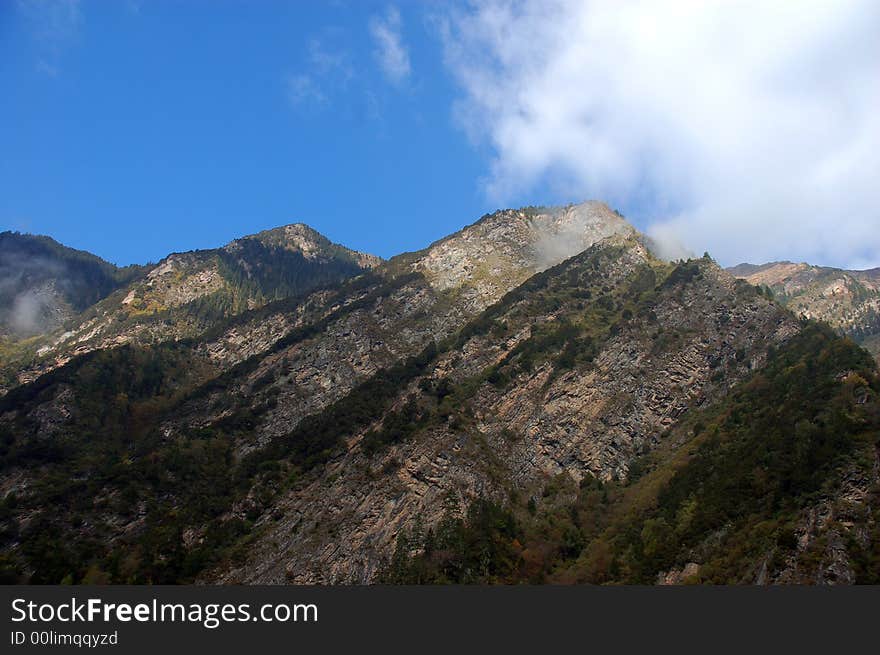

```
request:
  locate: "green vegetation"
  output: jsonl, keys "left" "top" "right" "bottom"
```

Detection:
{"left": 362, "top": 395, "right": 434, "bottom": 456}
{"left": 0, "top": 344, "right": 224, "bottom": 583}
{"left": 380, "top": 324, "right": 880, "bottom": 584}
{"left": 0, "top": 231, "right": 147, "bottom": 337}
{"left": 379, "top": 498, "right": 525, "bottom": 584}
{"left": 3, "top": 237, "right": 878, "bottom": 586}
{"left": 216, "top": 237, "right": 366, "bottom": 305}
{"left": 0, "top": 231, "right": 147, "bottom": 308}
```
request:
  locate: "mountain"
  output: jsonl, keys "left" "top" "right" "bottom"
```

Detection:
{"left": 729, "top": 261, "right": 880, "bottom": 361}
{"left": 0, "top": 232, "right": 146, "bottom": 339}
{"left": 0, "top": 224, "right": 381, "bottom": 394}
{"left": 0, "top": 203, "right": 877, "bottom": 585}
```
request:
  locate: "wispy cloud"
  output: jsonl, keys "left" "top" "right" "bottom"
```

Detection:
{"left": 18, "top": 0, "right": 82, "bottom": 75}
{"left": 285, "top": 32, "right": 355, "bottom": 111}
{"left": 369, "top": 6, "right": 411, "bottom": 85}
{"left": 440, "top": 0, "right": 880, "bottom": 269}
{"left": 285, "top": 74, "right": 327, "bottom": 108}
{"left": 285, "top": 26, "right": 394, "bottom": 121}
{"left": 307, "top": 37, "right": 353, "bottom": 81}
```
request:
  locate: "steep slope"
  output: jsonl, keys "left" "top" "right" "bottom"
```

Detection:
{"left": 380, "top": 323, "right": 879, "bottom": 585}
{"left": 212, "top": 245, "right": 812, "bottom": 584}
{"left": 2, "top": 204, "right": 877, "bottom": 586}
{"left": 0, "top": 224, "right": 380, "bottom": 394}
{"left": 729, "top": 261, "right": 880, "bottom": 361}
{"left": 164, "top": 203, "right": 636, "bottom": 455}
{"left": 0, "top": 232, "right": 145, "bottom": 339}
{"left": 0, "top": 201, "right": 637, "bottom": 583}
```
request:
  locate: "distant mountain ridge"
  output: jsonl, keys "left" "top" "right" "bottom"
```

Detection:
{"left": 728, "top": 261, "right": 880, "bottom": 360}
{"left": 0, "top": 224, "right": 381, "bottom": 393}
{"left": 0, "top": 232, "right": 147, "bottom": 339}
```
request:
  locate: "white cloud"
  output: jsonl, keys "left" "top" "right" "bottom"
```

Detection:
{"left": 370, "top": 6, "right": 411, "bottom": 84}
{"left": 440, "top": 0, "right": 880, "bottom": 269}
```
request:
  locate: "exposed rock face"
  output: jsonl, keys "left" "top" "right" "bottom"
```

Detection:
{"left": 729, "top": 261, "right": 880, "bottom": 361}
{"left": 769, "top": 445, "right": 880, "bottom": 585}
{"left": 168, "top": 203, "right": 637, "bottom": 455}
{"left": 412, "top": 202, "right": 633, "bottom": 313}
{"left": 2, "top": 203, "right": 878, "bottom": 587}
{"left": 243, "top": 223, "right": 383, "bottom": 270}
{"left": 211, "top": 244, "right": 801, "bottom": 584}
{"left": 658, "top": 562, "right": 701, "bottom": 585}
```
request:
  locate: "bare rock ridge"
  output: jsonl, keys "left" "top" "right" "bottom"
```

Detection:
{"left": 242, "top": 223, "right": 382, "bottom": 270}
{"left": 163, "top": 202, "right": 638, "bottom": 454}
{"left": 410, "top": 201, "right": 634, "bottom": 309}
{"left": 212, "top": 239, "right": 803, "bottom": 584}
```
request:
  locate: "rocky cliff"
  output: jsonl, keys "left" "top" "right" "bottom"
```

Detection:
{"left": 211, "top": 242, "right": 809, "bottom": 583}
{"left": 0, "top": 204, "right": 877, "bottom": 585}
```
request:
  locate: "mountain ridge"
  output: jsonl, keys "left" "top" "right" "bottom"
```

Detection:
{"left": 0, "top": 231, "right": 148, "bottom": 340}
{"left": 0, "top": 223, "right": 381, "bottom": 394}
{"left": 1, "top": 203, "right": 878, "bottom": 585}
{"left": 728, "top": 260, "right": 880, "bottom": 361}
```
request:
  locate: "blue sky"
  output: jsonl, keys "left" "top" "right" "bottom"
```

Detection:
{"left": 1, "top": 1, "right": 514, "bottom": 265}
{"left": 3, "top": 1, "right": 878, "bottom": 269}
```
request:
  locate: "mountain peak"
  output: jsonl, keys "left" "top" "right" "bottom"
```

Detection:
{"left": 230, "top": 223, "right": 382, "bottom": 269}
{"left": 399, "top": 200, "right": 636, "bottom": 312}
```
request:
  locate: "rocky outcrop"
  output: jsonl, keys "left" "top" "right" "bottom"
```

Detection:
{"left": 413, "top": 202, "right": 633, "bottom": 313}
{"left": 769, "top": 445, "right": 880, "bottom": 585}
